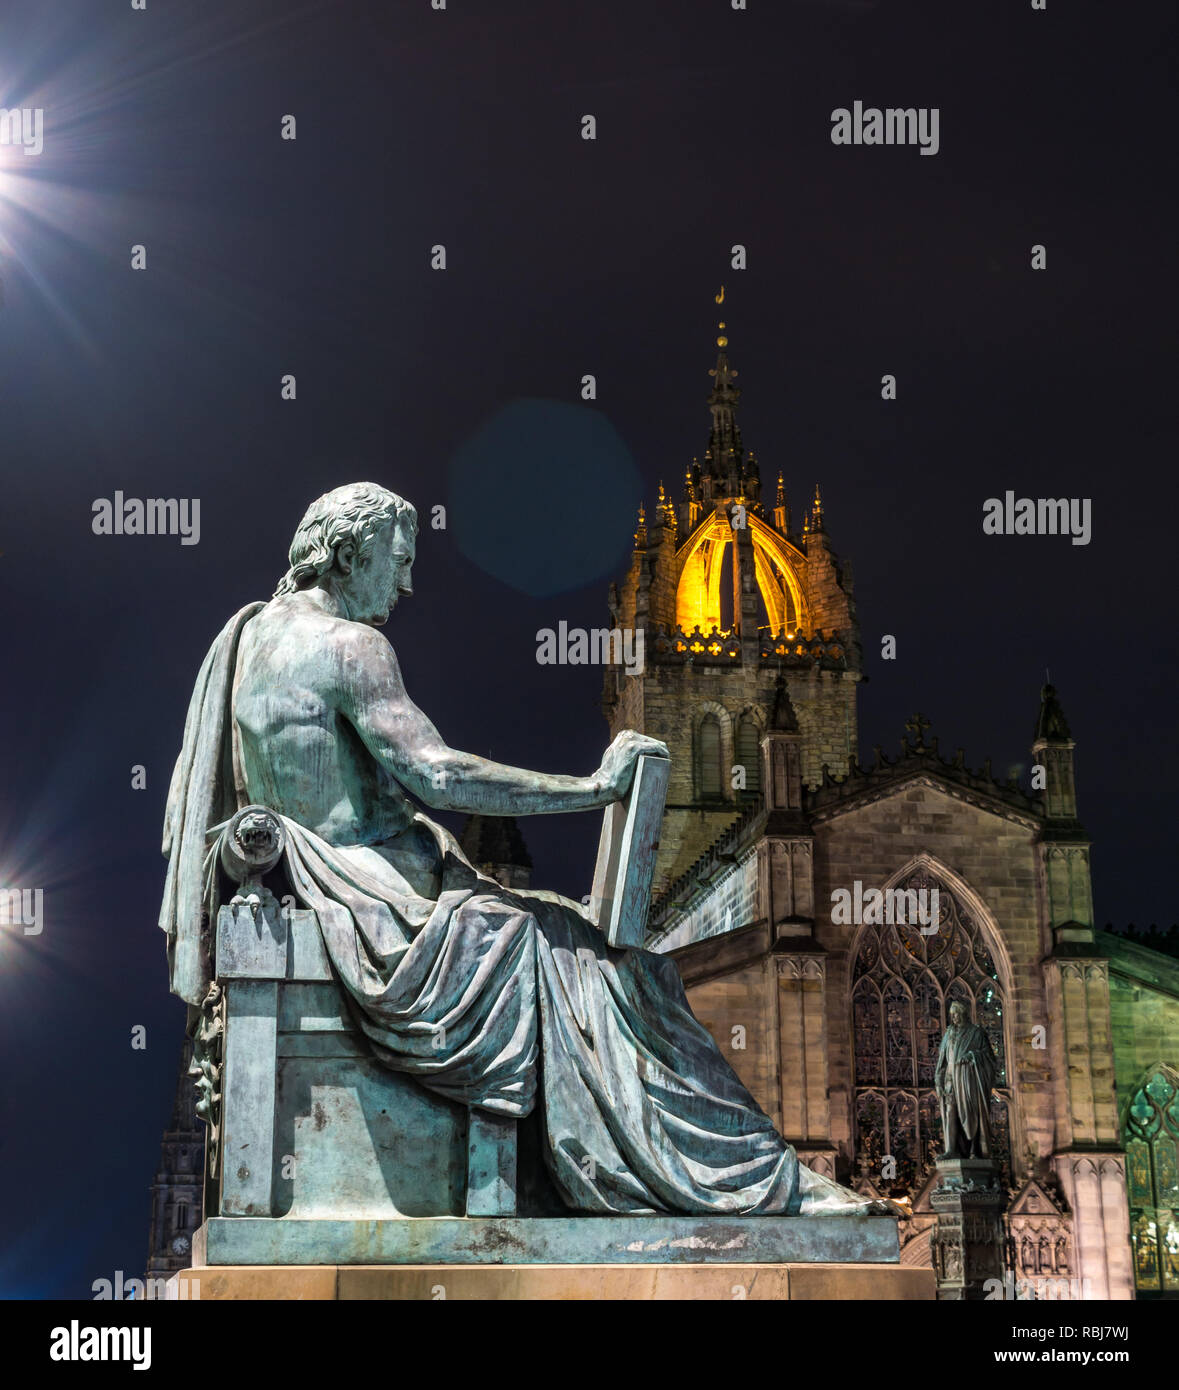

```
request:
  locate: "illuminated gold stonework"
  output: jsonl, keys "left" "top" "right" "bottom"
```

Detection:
{"left": 673, "top": 511, "right": 809, "bottom": 637}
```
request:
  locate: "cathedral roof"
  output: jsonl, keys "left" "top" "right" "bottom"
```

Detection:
{"left": 806, "top": 715, "right": 1047, "bottom": 831}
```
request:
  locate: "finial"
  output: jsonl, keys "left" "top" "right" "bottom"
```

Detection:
{"left": 1034, "top": 682, "right": 1072, "bottom": 742}
{"left": 635, "top": 503, "right": 647, "bottom": 547}
{"left": 813, "top": 483, "right": 823, "bottom": 522}
{"left": 905, "top": 712, "right": 931, "bottom": 748}
{"left": 657, "top": 480, "right": 676, "bottom": 533}
{"left": 776, "top": 472, "right": 786, "bottom": 506}
{"left": 683, "top": 465, "right": 698, "bottom": 511}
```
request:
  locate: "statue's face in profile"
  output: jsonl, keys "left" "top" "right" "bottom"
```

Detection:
{"left": 343, "top": 517, "right": 416, "bottom": 626}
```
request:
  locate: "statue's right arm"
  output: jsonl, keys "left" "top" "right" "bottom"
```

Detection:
{"left": 338, "top": 626, "right": 618, "bottom": 816}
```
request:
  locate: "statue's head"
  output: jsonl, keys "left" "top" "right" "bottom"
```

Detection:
{"left": 949, "top": 1001, "right": 968, "bottom": 1026}
{"left": 274, "top": 483, "right": 418, "bottom": 626}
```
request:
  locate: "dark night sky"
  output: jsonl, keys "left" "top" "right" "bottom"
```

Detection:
{"left": 0, "top": 0, "right": 1174, "bottom": 1298}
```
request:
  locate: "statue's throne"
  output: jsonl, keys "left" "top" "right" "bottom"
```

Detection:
{"left": 197, "top": 756, "right": 671, "bottom": 1235}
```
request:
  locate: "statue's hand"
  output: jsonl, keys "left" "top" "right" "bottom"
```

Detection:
{"left": 598, "top": 729, "right": 670, "bottom": 801}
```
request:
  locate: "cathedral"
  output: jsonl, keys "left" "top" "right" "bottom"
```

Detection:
{"left": 599, "top": 311, "right": 1179, "bottom": 1300}
{"left": 146, "top": 309, "right": 1179, "bottom": 1301}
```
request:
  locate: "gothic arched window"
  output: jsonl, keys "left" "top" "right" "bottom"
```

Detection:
{"left": 697, "top": 714, "right": 723, "bottom": 800}
{"left": 850, "top": 868, "right": 1012, "bottom": 1194}
{"left": 1125, "top": 1065, "right": 1179, "bottom": 1294}
{"left": 735, "top": 715, "right": 761, "bottom": 798}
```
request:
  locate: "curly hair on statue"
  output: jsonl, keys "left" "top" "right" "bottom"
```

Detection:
{"left": 273, "top": 482, "right": 418, "bottom": 597}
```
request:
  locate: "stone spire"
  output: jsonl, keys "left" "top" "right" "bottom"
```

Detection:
{"left": 1032, "top": 684, "right": 1078, "bottom": 823}
{"left": 1031, "top": 681, "right": 1092, "bottom": 952}
{"left": 657, "top": 480, "right": 676, "bottom": 537}
{"left": 1034, "top": 683, "right": 1072, "bottom": 743}
{"left": 701, "top": 289, "right": 745, "bottom": 501}
{"left": 773, "top": 471, "right": 791, "bottom": 535}
{"left": 683, "top": 464, "right": 701, "bottom": 532}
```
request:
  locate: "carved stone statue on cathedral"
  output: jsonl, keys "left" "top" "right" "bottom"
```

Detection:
{"left": 935, "top": 1001, "right": 1000, "bottom": 1159}
{"left": 161, "top": 481, "right": 893, "bottom": 1219}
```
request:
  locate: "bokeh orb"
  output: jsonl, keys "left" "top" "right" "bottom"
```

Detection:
{"left": 447, "top": 398, "right": 642, "bottom": 597}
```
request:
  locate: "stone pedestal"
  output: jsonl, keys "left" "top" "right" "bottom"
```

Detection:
{"left": 172, "top": 1212, "right": 934, "bottom": 1300}
{"left": 195, "top": 1212, "right": 900, "bottom": 1266}
{"left": 930, "top": 1157, "right": 1007, "bottom": 1300}
{"left": 168, "top": 1261, "right": 934, "bottom": 1301}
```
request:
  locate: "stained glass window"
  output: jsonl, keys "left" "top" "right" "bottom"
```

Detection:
{"left": 850, "top": 869, "right": 1012, "bottom": 1194}
{"left": 1125, "top": 1065, "right": 1179, "bottom": 1294}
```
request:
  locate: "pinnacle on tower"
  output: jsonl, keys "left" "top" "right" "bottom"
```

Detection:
{"left": 1031, "top": 682, "right": 1079, "bottom": 823}
{"left": 811, "top": 483, "right": 824, "bottom": 532}
{"left": 773, "top": 471, "right": 791, "bottom": 535}
{"left": 655, "top": 480, "right": 677, "bottom": 540}
{"left": 634, "top": 503, "right": 647, "bottom": 548}
{"left": 703, "top": 293, "right": 745, "bottom": 497}
{"left": 1034, "top": 683, "right": 1072, "bottom": 743}
{"left": 682, "top": 463, "right": 702, "bottom": 532}
{"left": 744, "top": 448, "right": 762, "bottom": 502}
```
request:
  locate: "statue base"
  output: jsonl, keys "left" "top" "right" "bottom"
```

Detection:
{"left": 169, "top": 1215, "right": 933, "bottom": 1299}
{"left": 167, "top": 1261, "right": 934, "bottom": 1301}
{"left": 192, "top": 1213, "right": 901, "bottom": 1267}
{"left": 931, "top": 1156, "right": 1007, "bottom": 1300}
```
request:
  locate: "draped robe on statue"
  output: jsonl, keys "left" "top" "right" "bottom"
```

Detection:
{"left": 935, "top": 1019, "right": 999, "bottom": 1159}
{"left": 160, "top": 604, "right": 877, "bottom": 1217}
